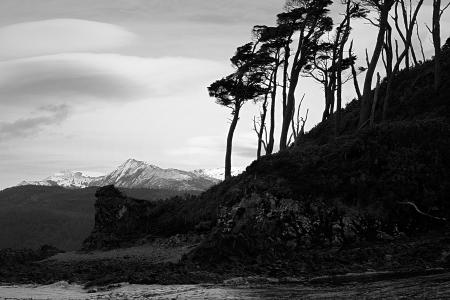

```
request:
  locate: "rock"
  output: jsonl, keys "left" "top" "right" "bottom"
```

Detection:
{"left": 82, "top": 185, "right": 155, "bottom": 250}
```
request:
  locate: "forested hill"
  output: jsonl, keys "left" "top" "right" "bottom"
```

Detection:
{"left": 185, "top": 46, "right": 450, "bottom": 268}
{"left": 85, "top": 48, "right": 450, "bottom": 277}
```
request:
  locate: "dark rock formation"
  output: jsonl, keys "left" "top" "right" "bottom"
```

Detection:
{"left": 187, "top": 119, "right": 450, "bottom": 266}
{"left": 82, "top": 185, "right": 155, "bottom": 250}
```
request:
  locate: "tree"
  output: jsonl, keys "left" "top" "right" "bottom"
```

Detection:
{"left": 348, "top": 40, "right": 364, "bottom": 101}
{"left": 359, "top": 0, "right": 396, "bottom": 128}
{"left": 208, "top": 43, "right": 268, "bottom": 180}
{"left": 382, "top": 0, "right": 424, "bottom": 121}
{"left": 335, "top": 0, "right": 368, "bottom": 133}
{"left": 391, "top": 0, "right": 420, "bottom": 69}
{"left": 278, "top": 0, "right": 333, "bottom": 150}
{"left": 305, "top": 0, "right": 365, "bottom": 132}
{"left": 430, "top": 0, "right": 450, "bottom": 92}
{"left": 252, "top": 25, "right": 285, "bottom": 157}
{"left": 288, "top": 94, "right": 309, "bottom": 146}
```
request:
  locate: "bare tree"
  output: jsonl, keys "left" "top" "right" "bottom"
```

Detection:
{"left": 288, "top": 94, "right": 309, "bottom": 146}
{"left": 382, "top": 0, "right": 423, "bottom": 121}
{"left": 392, "top": 0, "right": 419, "bottom": 69}
{"left": 415, "top": 21, "right": 426, "bottom": 62}
{"left": 348, "top": 40, "right": 364, "bottom": 100}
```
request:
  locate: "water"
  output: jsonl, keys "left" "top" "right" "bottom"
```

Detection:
{"left": 1, "top": 273, "right": 449, "bottom": 300}
{"left": 1, "top": 282, "right": 308, "bottom": 299}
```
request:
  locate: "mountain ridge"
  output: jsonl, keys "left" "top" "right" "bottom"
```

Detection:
{"left": 17, "top": 158, "right": 245, "bottom": 191}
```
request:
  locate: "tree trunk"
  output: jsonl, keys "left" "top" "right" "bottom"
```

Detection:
{"left": 282, "top": 44, "right": 291, "bottom": 116}
{"left": 349, "top": 41, "right": 362, "bottom": 101}
{"left": 267, "top": 62, "right": 279, "bottom": 155}
{"left": 336, "top": 70, "right": 342, "bottom": 133}
{"left": 370, "top": 73, "right": 381, "bottom": 127}
{"left": 256, "top": 96, "right": 268, "bottom": 160}
{"left": 280, "top": 66, "right": 301, "bottom": 150}
{"left": 359, "top": 4, "right": 391, "bottom": 127}
{"left": 224, "top": 103, "right": 241, "bottom": 180}
{"left": 336, "top": 0, "right": 352, "bottom": 135}
{"left": 433, "top": 0, "right": 442, "bottom": 92}
{"left": 322, "top": 79, "right": 331, "bottom": 121}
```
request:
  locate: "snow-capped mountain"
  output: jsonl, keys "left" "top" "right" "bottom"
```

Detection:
{"left": 17, "top": 159, "right": 245, "bottom": 191}
{"left": 90, "top": 159, "right": 220, "bottom": 191}
{"left": 18, "top": 170, "right": 105, "bottom": 189}
{"left": 192, "top": 167, "right": 245, "bottom": 181}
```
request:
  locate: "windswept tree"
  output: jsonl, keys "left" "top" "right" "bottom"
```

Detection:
{"left": 208, "top": 43, "right": 268, "bottom": 180}
{"left": 278, "top": 0, "right": 334, "bottom": 150}
{"left": 304, "top": 0, "right": 366, "bottom": 133}
{"left": 306, "top": 42, "right": 356, "bottom": 121}
{"left": 334, "top": 0, "right": 367, "bottom": 132}
{"left": 252, "top": 25, "right": 285, "bottom": 158}
{"left": 359, "top": 0, "right": 397, "bottom": 127}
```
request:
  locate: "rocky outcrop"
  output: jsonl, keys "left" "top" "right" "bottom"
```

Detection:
{"left": 82, "top": 185, "right": 156, "bottom": 250}
{"left": 187, "top": 118, "right": 450, "bottom": 266}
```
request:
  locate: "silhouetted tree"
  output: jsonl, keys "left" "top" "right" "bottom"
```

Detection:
{"left": 382, "top": 0, "right": 423, "bottom": 121}
{"left": 288, "top": 94, "right": 309, "bottom": 146}
{"left": 359, "top": 0, "right": 396, "bottom": 128}
{"left": 348, "top": 40, "right": 365, "bottom": 100}
{"left": 392, "top": 0, "right": 420, "bottom": 69}
{"left": 252, "top": 26, "right": 285, "bottom": 157}
{"left": 429, "top": 0, "right": 450, "bottom": 92}
{"left": 278, "top": 0, "right": 333, "bottom": 150}
{"left": 208, "top": 43, "right": 268, "bottom": 180}
{"left": 334, "top": 0, "right": 367, "bottom": 133}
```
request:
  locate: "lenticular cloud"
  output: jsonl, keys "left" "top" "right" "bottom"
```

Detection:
{"left": 0, "top": 18, "right": 136, "bottom": 59}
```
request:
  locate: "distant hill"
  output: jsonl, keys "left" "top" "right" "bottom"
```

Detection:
{"left": 0, "top": 185, "right": 199, "bottom": 250}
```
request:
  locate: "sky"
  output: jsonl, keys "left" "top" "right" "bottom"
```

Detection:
{"left": 0, "top": 0, "right": 448, "bottom": 189}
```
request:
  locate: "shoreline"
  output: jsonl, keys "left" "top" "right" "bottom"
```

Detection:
{"left": 2, "top": 271, "right": 450, "bottom": 299}
{"left": 1, "top": 229, "right": 449, "bottom": 288}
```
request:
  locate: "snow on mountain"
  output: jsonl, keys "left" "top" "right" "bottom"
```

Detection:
{"left": 192, "top": 167, "right": 245, "bottom": 181}
{"left": 89, "top": 159, "right": 219, "bottom": 191}
{"left": 16, "top": 159, "right": 246, "bottom": 191}
{"left": 18, "top": 170, "right": 105, "bottom": 189}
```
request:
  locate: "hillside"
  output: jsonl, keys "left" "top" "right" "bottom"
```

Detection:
{"left": 82, "top": 47, "right": 450, "bottom": 275}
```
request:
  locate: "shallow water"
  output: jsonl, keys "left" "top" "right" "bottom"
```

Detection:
{"left": 1, "top": 274, "right": 450, "bottom": 300}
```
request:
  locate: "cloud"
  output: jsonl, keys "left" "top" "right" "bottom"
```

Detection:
{"left": 169, "top": 134, "right": 257, "bottom": 167}
{"left": 0, "top": 19, "right": 136, "bottom": 60}
{"left": 0, "top": 104, "right": 70, "bottom": 140}
{"left": 0, "top": 53, "right": 227, "bottom": 106}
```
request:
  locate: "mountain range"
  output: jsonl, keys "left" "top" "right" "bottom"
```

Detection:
{"left": 18, "top": 159, "right": 245, "bottom": 191}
